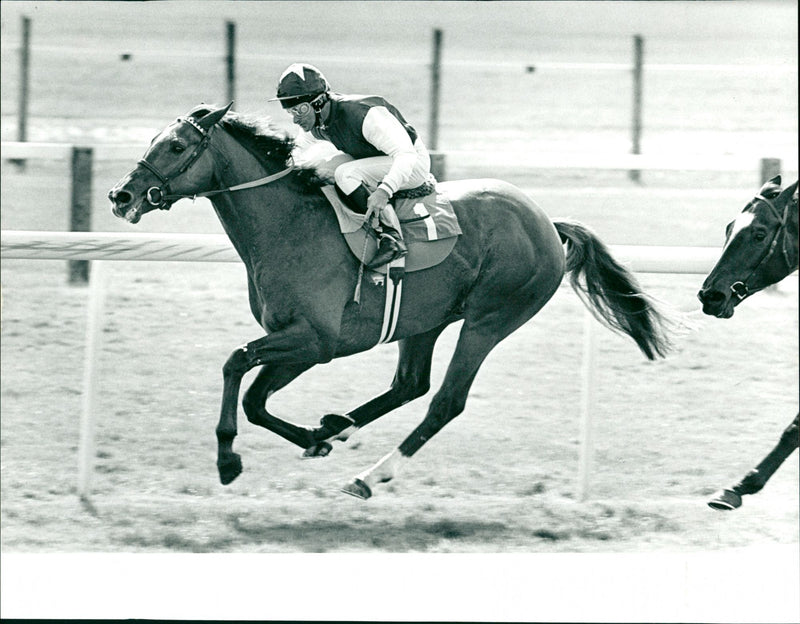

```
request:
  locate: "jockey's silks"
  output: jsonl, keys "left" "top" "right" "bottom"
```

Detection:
{"left": 312, "top": 94, "right": 418, "bottom": 159}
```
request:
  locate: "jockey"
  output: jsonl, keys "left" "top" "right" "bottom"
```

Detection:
{"left": 273, "top": 63, "right": 432, "bottom": 269}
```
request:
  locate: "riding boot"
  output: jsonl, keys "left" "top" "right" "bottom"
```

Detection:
{"left": 367, "top": 203, "right": 407, "bottom": 269}
{"left": 335, "top": 183, "right": 370, "bottom": 215}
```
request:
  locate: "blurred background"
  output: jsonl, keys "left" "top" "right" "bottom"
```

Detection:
{"left": 1, "top": 0, "right": 797, "bottom": 242}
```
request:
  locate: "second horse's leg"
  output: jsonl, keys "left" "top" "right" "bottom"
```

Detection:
{"left": 708, "top": 413, "right": 799, "bottom": 510}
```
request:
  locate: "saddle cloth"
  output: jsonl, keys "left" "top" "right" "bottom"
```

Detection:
{"left": 320, "top": 185, "right": 462, "bottom": 275}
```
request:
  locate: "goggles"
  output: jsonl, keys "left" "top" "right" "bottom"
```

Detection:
{"left": 286, "top": 101, "right": 313, "bottom": 117}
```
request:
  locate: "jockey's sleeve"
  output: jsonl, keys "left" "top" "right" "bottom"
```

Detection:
{"left": 361, "top": 106, "right": 418, "bottom": 197}
{"left": 292, "top": 130, "right": 352, "bottom": 182}
{"left": 292, "top": 129, "right": 320, "bottom": 155}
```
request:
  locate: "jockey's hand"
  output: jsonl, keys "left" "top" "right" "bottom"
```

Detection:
{"left": 366, "top": 188, "right": 390, "bottom": 224}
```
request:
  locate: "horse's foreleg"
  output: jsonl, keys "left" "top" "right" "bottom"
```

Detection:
{"left": 708, "top": 413, "right": 799, "bottom": 510}
{"left": 216, "top": 323, "right": 333, "bottom": 485}
{"left": 304, "top": 325, "right": 447, "bottom": 458}
{"left": 242, "top": 362, "right": 318, "bottom": 445}
{"left": 341, "top": 322, "right": 502, "bottom": 499}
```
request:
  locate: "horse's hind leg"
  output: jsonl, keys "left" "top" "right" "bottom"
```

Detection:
{"left": 341, "top": 317, "right": 516, "bottom": 499}
{"left": 304, "top": 324, "right": 448, "bottom": 457}
{"left": 708, "top": 413, "right": 799, "bottom": 510}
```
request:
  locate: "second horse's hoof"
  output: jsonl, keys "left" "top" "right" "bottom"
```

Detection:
{"left": 341, "top": 478, "right": 372, "bottom": 500}
{"left": 302, "top": 441, "right": 333, "bottom": 459}
{"left": 218, "top": 453, "right": 243, "bottom": 485}
{"left": 708, "top": 488, "right": 742, "bottom": 510}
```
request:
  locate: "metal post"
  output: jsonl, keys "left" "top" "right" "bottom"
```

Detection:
{"left": 17, "top": 16, "right": 30, "bottom": 143}
{"left": 428, "top": 28, "right": 442, "bottom": 151}
{"left": 11, "top": 16, "right": 31, "bottom": 169}
{"left": 578, "top": 310, "right": 598, "bottom": 501}
{"left": 760, "top": 157, "right": 783, "bottom": 293}
{"left": 78, "top": 260, "right": 108, "bottom": 500}
{"left": 430, "top": 152, "right": 446, "bottom": 182}
{"left": 226, "top": 21, "right": 236, "bottom": 107}
{"left": 69, "top": 147, "right": 93, "bottom": 284}
{"left": 629, "top": 34, "right": 644, "bottom": 183}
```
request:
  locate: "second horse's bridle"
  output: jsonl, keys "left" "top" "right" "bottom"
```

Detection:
{"left": 729, "top": 192, "right": 795, "bottom": 301}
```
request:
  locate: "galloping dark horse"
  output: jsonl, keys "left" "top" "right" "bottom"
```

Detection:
{"left": 109, "top": 103, "right": 672, "bottom": 499}
{"left": 699, "top": 175, "right": 799, "bottom": 510}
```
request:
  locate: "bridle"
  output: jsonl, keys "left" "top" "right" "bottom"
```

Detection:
{"left": 729, "top": 192, "right": 796, "bottom": 301}
{"left": 138, "top": 115, "right": 293, "bottom": 210}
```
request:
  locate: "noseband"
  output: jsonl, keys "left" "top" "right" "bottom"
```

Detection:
{"left": 138, "top": 115, "right": 293, "bottom": 210}
{"left": 729, "top": 193, "right": 794, "bottom": 301}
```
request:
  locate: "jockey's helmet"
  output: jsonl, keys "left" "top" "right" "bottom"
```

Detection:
{"left": 275, "top": 63, "right": 330, "bottom": 109}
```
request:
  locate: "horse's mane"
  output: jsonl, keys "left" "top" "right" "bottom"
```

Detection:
{"left": 188, "top": 105, "right": 328, "bottom": 193}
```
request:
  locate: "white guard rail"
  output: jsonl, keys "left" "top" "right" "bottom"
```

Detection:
{"left": 1, "top": 230, "right": 722, "bottom": 271}
{"left": 1, "top": 230, "right": 723, "bottom": 502}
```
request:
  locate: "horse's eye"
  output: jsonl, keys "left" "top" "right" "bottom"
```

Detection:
{"left": 171, "top": 142, "right": 186, "bottom": 153}
{"left": 753, "top": 230, "right": 767, "bottom": 242}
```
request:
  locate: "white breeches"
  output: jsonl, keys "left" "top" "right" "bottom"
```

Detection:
{"left": 333, "top": 139, "right": 431, "bottom": 195}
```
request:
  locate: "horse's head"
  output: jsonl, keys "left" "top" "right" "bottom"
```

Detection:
{"left": 698, "top": 176, "right": 799, "bottom": 318}
{"left": 108, "top": 103, "right": 232, "bottom": 223}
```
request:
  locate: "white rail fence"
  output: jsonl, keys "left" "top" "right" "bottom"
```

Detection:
{"left": 2, "top": 230, "right": 723, "bottom": 502}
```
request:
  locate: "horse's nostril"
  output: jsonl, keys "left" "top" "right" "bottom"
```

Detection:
{"left": 112, "top": 190, "right": 133, "bottom": 205}
{"left": 698, "top": 289, "right": 725, "bottom": 304}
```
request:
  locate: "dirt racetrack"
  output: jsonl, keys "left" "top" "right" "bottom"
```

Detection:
{"left": 2, "top": 252, "right": 798, "bottom": 554}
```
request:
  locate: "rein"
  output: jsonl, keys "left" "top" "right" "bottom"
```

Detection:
{"left": 729, "top": 193, "right": 794, "bottom": 301}
{"left": 138, "top": 116, "right": 293, "bottom": 210}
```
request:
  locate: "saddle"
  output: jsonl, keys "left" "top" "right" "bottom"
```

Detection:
{"left": 321, "top": 180, "right": 462, "bottom": 275}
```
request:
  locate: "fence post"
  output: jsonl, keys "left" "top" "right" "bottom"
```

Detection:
{"left": 760, "top": 157, "right": 781, "bottom": 183}
{"left": 11, "top": 16, "right": 31, "bottom": 170}
{"left": 428, "top": 28, "right": 442, "bottom": 151}
{"left": 78, "top": 260, "right": 108, "bottom": 501}
{"left": 578, "top": 310, "right": 599, "bottom": 501}
{"left": 225, "top": 21, "right": 236, "bottom": 107}
{"left": 430, "top": 152, "right": 447, "bottom": 182}
{"left": 629, "top": 34, "right": 644, "bottom": 183}
{"left": 69, "top": 147, "right": 93, "bottom": 284}
{"left": 760, "top": 157, "right": 783, "bottom": 292}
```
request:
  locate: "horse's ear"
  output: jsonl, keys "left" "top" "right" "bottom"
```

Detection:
{"left": 198, "top": 102, "right": 233, "bottom": 130}
{"left": 759, "top": 175, "right": 782, "bottom": 199}
{"left": 783, "top": 180, "right": 799, "bottom": 204}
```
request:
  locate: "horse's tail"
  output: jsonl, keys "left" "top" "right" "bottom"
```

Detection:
{"left": 554, "top": 219, "right": 673, "bottom": 360}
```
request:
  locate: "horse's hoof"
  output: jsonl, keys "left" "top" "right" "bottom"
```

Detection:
{"left": 302, "top": 441, "right": 333, "bottom": 459}
{"left": 341, "top": 478, "right": 372, "bottom": 500}
{"left": 217, "top": 453, "right": 242, "bottom": 485}
{"left": 708, "top": 488, "right": 742, "bottom": 510}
